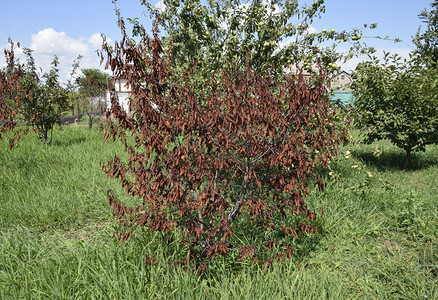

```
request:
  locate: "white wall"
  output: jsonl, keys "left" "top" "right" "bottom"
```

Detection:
{"left": 106, "top": 91, "right": 131, "bottom": 113}
{"left": 106, "top": 78, "right": 131, "bottom": 112}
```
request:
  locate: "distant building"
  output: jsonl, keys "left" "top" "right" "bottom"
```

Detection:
{"left": 330, "top": 70, "right": 353, "bottom": 91}
{"left": 284, "top": 65, "right": 355, "bottom": 91}
{"left": 106, "top": 78, "right": 132, "bottom": 112}
{"left": 284, "top": 64, "right": 312, "bottom": 83}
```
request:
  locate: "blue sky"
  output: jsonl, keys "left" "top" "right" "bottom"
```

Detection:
{"left": 0, "top": 0, "right": 433, "bottom": 81}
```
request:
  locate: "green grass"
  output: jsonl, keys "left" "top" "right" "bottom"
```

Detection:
{"left": 0, "top": 126, "right": 437, "bottom": 299}
{"left": 0, "top": 125, "right": 124, "bottom": 230}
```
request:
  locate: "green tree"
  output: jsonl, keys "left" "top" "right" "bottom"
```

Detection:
{"left": 76, "top": 68, "right": 111, "bottom": 128}
{"left": 413, "top": 0, "right": 438, "bottom": 68}
{"left": 66, "top": 55, "right": 83, "bottom": 122}
{"left": 0, "top": 42, "right": 70, "bottom": 145}
{"left": 114, "top": 0, "right": 377, "bottom": 92}
{"left": 20, "top": 51, "right": 70, "bottom": 144}
{"left": 351, "top": 52, "right": 438, "bottom": 169}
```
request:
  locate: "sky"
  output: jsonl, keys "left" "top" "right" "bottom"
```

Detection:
{"left": 0, "top": 0, "right": 433, "bottom": 82}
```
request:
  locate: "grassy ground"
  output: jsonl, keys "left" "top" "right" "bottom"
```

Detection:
{"left": 0, "top": 125, "right": 437, "bottom": 299}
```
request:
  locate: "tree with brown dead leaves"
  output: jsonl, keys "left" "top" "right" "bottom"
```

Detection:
{"left": 100, "top": 18, "right": 347, "bottom": 271}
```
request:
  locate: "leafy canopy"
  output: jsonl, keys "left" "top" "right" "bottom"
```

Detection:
{"left": 73, "top": 68, "right": 111, "bottom": 128}
{"left": 352, "top": 1, "right": 438, "bottom": 169}
{"left": 114, "top": 0, "right": 379, "bottom": 88}
{"left": 76, "top": 68, "right": 111, "bottom": 97}
{"left": 0, "top": 43, "right": 70, "bottom": 145}
{"left": 352, "top": 52, "right": 438, "bottom": 169}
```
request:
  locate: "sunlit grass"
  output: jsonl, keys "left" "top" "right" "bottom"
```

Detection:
{"left": 0, "top": 125, "right": 436, "bottom": 299}
{"left": 0, "top": 126, "right": 125, "bottom": 230}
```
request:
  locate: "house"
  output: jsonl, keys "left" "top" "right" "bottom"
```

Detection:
{"left": 106, "top": 78, "right": 132, "bottom": 113}
{"left": 284, "top": 64, "right": 312, "bottom": 83}
{"left": 284, "top": 65, "right": 354, "bottom": 90}
{"left": 330, "top": 70, "right": 353, "bottom": 91}
{"left": 105, "top": 77, "right": 164, "bottom": 114}
{"left": 329, "top": 71, "right": 355, "bottom": 106}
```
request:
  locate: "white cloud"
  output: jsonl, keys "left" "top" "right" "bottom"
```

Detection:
{"left": 0, "top": 28, "right": 115, "bottom": 84}
{"left": 154, "top": 0, "right": 167, "bottom": 12}
{"left": 31, "top": 28, "right": 88, "bottom": 56}
{"left": 306, "top": 26, "right": 318, "bottom": 34}
{"left": 28, "top": 29, "right": 90, "bottom": 83}
{"left": 88, "top": 33, "right": 111, "bottom": 52}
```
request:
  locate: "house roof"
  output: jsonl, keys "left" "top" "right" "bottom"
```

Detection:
{"left": 330, "top": 70, "right": 352, "bottom": 79}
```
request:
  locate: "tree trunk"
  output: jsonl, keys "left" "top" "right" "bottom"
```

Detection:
{"left": 403, "top": 148, "right": 411, "bottom": 170}
{"left": 77, "top": 102, "right": 80, "bottom": 124}
{"left": 88, "top": 114, "right": 93, "bottom": 129}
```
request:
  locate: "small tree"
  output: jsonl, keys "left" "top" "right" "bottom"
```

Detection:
{"left": 100, "top": 21, "right": 347, "bottom": 268}
{"left": 0, "top": 40, "right": 27, "bottom": 147}
{"left": 352, "top": 52, "right": 438, "bottom": 169}
{"left": 20, "top": 52, "right": 70, "bottom": 144}
{"left": 0, "top": 41, "right": 70, "bottom": 145}
{"left": 76, "top": 68, "right": 111, "bottom": 128}
{"left": 66, "top": 55, "right": 83, "bottom": 122}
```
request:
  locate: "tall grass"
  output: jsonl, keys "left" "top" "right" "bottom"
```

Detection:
{"left": 0, "top": 125, "right": 437, "bottom": 299}
{"left": 0, "top": 126, "right": 128, "bottom": 230}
